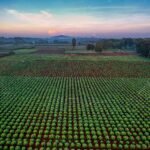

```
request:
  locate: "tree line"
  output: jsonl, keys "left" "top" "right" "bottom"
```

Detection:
{"left": 82, "top": 38, "right": 150, "bottom": 57}
{"left": 136, "top": 39, "right": 150, "bottom": 57}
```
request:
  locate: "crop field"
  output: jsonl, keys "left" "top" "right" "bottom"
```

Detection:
{"left": 0, "top": 54, "right": 150, "bottom": 150}
{"left": 0, "top": 55, "right": 150, "bottom": 78}
{"left": 0, "top": 60, "right": 150, "bottom": 78}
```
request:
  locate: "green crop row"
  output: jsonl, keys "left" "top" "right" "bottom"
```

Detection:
{"left": 0, "top": 76, "right": 150, "bottom": 149}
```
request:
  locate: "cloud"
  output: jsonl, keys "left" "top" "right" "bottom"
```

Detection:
{"left": 0, "top": 8, "right": 150, "bottom": 37}
{"left": 6, "top": 9, "right": 53, "bottom": 25}
{"left": 3, "top": 9, "right": 100, "bottom": 29}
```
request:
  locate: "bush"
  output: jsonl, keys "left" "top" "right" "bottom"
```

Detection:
{"left": 86, "top": 44, "right": 95, "bottom": 50}
{"left": 95, "top": 42, "right": 103, "bottom": 52}
{"left": 9, "top": 51, "right": 15, "bottom": 55}
{"left": 136, "top": 39, "right": 150, "bottom": 57}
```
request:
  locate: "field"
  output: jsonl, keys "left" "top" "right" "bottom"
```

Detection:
{"left": 0, "top": 51, "right": 150, "bottom": 150}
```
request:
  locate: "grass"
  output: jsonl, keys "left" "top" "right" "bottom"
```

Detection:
{"left": 0, "top": 53, "right": 150, "bottom": 62}
{"left": 14, "top": 48, "right": 37, "bottom": 54}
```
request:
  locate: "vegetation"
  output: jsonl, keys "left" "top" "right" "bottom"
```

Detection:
{"left": 0, "top": 50, "right": 149, "bottom": 149}
{"left": 0, "top": 57, "right": 149, "bottom": 77}
{"left": 72, "top": 38, "right": 76, "bottom": 49}
{"left": 95, "top": 42, "right": 103, "bottom": 52}
{"left": 1, "top": 76, "right": 149, "bottom": 149}
{"left": 94, "top": 38, "right": 150, "bottom": 58}
{"left": 86, "top": 44, "right": 95, "bottom": 50}
{"left": 0, "top": 51, "right": 15, "bottom": 58}
{"left": 136, "top": 39, "right": 150, "bottom": 57}
{"left": 94, "top": 38, "right": 136, "bottom": 51}
{"left": 14, "top": 48, "right": 36, "bottom": 55}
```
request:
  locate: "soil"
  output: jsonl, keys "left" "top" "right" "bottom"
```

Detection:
{"left": 65, "top": 51, "right": 136, "bottom": 56}
{"left": 32, "top": 46, "right": 136, "bottom": 56}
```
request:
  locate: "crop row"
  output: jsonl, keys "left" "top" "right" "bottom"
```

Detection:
{"left": 0, "top": 61, "right": 150, "bottom": 77}
{"left": 0, "top": 77, "right": 150, "bottom": 149}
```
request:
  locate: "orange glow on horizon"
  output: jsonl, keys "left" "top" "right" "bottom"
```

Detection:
{"left": 48, "top": 28, "right": 60, "bottom": 35}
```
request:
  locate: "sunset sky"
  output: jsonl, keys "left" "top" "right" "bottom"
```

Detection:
{"left": 0, "top": 0, "right": 150, "bottom": 38}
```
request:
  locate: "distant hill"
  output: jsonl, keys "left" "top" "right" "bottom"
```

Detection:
{"left": 0, "top": 36, "right": 101, "bottom": 44}
{"left": 49, "top": 35, "right": 72, "bottom": 44}
{"left": 49, "top": 35, "right": 101, "bottom": 44}
{"left": 51, "top": 35, "right": 72, "bottom": 39}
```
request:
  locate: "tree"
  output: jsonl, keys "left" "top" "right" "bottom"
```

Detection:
{"left": 95, "top": 42, "right": 103, "bottom": 52}
{"left": 86, "top": 44, "right": 95, "bottom": 50}
{"left": 136, "top": 39, "right": 150, "bottom": 57}
{"left": 124, "top": 38, "right": 134, "bottom": 47}
{"left": 72, "top": 38, "right": 76, "bottom": 49}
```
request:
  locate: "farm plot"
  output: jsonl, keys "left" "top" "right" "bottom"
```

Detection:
{"left": 0, "top": 60, "right": 150, "bottom": 78}
{"left": 33, "top": 46, "right": 65, "bottom": 54}
{"left": 0, "top": 76, "right": 150, "bottom": 150}
{"left": 65, "top": 51, "right": 135, "bottom": 56}
{"left": 0, "top": 51, "right": 14, "bottom": 58}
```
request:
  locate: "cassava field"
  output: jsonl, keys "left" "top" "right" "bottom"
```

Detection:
{"left": 0, "top": 51, "right": 150, "bottom": 150}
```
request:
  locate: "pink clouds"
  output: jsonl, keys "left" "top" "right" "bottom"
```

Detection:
{"left": 0, "top": 9, "right": 150, "bottom": 37}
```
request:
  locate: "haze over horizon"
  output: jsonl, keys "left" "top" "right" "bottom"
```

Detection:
{"left": 0, "top": 0, "right": 150, "bottom": 38}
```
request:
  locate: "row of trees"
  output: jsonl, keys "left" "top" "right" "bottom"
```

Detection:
{"left": 136, "top": 39, "right": 150, "bottom": 57}
{"left": 94, "top": 38, "right": 136, "bottom": 50}
{"left": 84, "top": 38, "right": 150, "bottom": 57}
{"left": 72, "top": 38, "right": 103, "bottom": 52}
{"left": 85, "top": 38, "right": 136, "bottom": 52}
{"left": 71, "top": 38, "right": 150, "bottom": 57}
{"left": 87, "top": 39, "right": 135, "bottom": 52}
{"left": 86, "top": 43, "right": 103, "bottom": 52}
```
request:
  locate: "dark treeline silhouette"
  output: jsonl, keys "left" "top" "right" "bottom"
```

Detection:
{"left": 136, "top": 39, "right": 150, "bottom": 57}
{"left": 95, "top": 38, "right": 136, "bottom": 50}
{"left": 72, "top": 38, "right": 76, "bottom": 49}
{"left": 86, "top": 38, "right": 136, "bottom": 52}
{"left": 91, "top": 38, "right": 150, "bottom": 57}
{"left": 86, "top": 44, "right": 95, "bottom": 50}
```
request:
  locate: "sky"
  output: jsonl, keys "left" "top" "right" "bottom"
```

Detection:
{"left": 0, "top": 0, "right": 150, "bottom": 38}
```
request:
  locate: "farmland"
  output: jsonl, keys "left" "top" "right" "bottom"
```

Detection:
{"left": 0, "top": 52, "right": 150, "bottom": 150}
